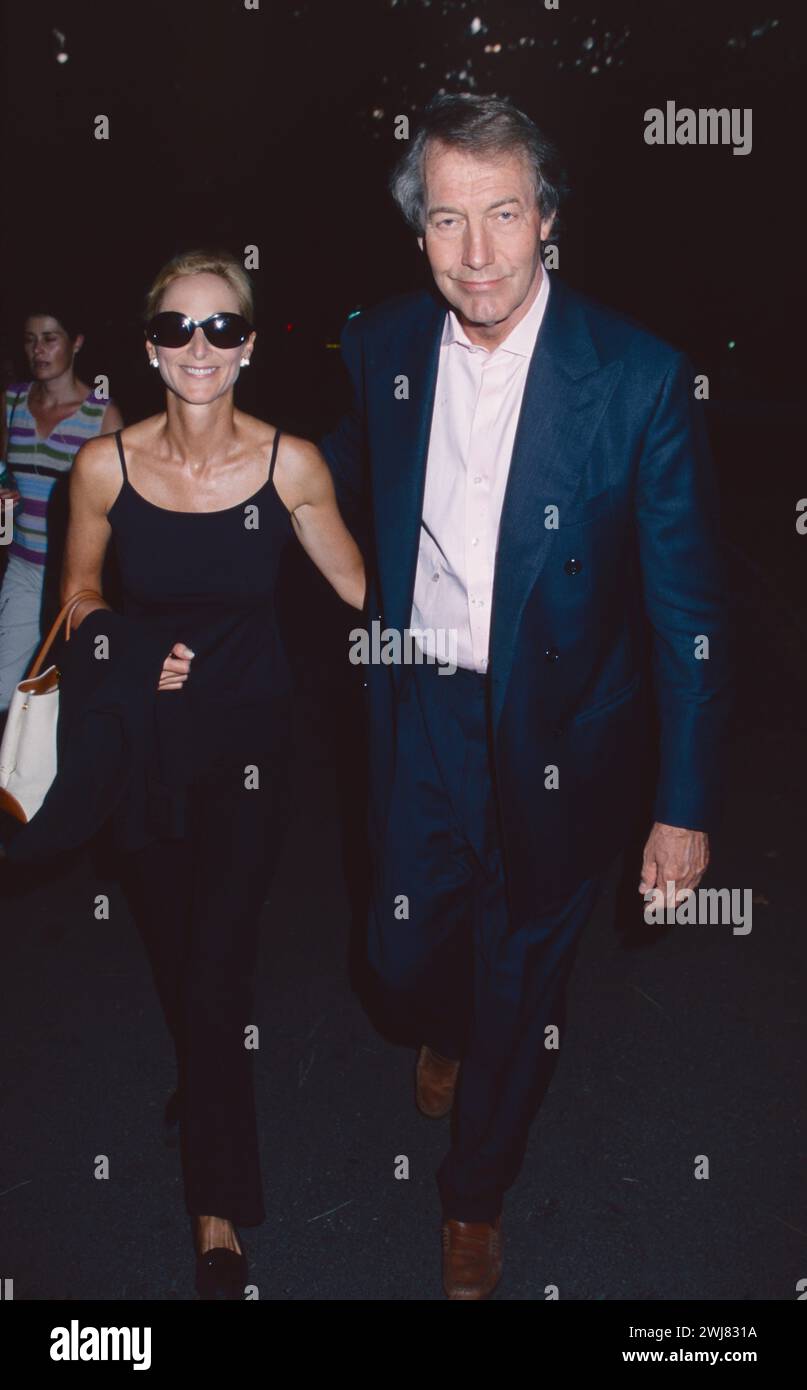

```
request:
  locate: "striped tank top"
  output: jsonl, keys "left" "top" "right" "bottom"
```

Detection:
{"left": 3, "top": 381, "right": 108, "bottom": 566}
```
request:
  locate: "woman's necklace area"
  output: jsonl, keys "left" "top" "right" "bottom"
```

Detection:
{"left": 29, "top": 382, "right": 82, "bottom": 471}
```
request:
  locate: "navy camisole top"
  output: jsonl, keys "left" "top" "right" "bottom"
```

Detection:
{"left": 107, "top": 428, "right": 293, "bottom": 710}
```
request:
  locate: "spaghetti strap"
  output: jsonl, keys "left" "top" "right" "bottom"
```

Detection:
{"left": 268, "top": 428, "right": 281, "bottom": 484}
{"left": 114, "top": 429, "right": 128, "bottom": 481}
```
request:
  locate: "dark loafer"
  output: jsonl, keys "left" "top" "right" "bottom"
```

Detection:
{"left": 195, "top": 1245, "right": 248, "bottom": 1300}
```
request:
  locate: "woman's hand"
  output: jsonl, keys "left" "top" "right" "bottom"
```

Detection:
{"left": 0, "top": 486, "right": 20, "bottom": 507}
{"left": 158, "top": 642, "right": 195, "bottom": 691}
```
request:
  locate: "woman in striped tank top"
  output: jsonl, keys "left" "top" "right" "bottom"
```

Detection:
{"left": 0, "top": 304, "right": 123, "bottom": 716}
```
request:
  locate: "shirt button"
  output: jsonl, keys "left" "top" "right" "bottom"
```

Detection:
{"left": 471, "top": 537, "right": 479, "bottom": 546}
{"left": 473, "top": 475, "right": 483, "bottom": 485}
{"left": 432, "top": 572, "right": 440, "bottom": 582}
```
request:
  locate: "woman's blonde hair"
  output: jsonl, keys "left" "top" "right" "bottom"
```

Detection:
{"left": 144, "top": 248, "right": 254, "bottom": 323}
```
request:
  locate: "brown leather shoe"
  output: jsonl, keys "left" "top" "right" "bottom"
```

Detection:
{"left": 415, "top": 1044, "right": 460, "bottom": 1118}
{"left": 442, "top": 1217, "right": 503, "bottom": 1299}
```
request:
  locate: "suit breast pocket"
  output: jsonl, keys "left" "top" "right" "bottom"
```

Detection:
{"left": 556, "top": 490, "right": 612, "bottom": 529}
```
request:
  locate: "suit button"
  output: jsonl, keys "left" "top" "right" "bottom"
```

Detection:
{"left": 564, "top": 558, "right": 583, "bottom": 575}
{"left": 544, "top": 647, "right": 560, "bottom": 662}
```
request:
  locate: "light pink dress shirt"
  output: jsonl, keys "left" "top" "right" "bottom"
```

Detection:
{"left": 410, "top": 268, "right": 552, "bottom": 672}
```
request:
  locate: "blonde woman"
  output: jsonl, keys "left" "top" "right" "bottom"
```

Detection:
{"left": 60, "top": 249, "right": 364, "bottom": 1297}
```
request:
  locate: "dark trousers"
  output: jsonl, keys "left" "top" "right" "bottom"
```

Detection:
{"left": 368, "top": 660, "right": 604, "bottom": 1223}
{"left": 122, "top": 717, "right": 289, "bottom": 1227}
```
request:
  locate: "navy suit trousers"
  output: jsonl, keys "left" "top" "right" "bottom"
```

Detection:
{"left": 368, "top": 659, "right": 605, "bottom": 1222}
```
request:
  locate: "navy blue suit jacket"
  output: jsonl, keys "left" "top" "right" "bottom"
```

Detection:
{"left": 320, "top": 273, "right": 732, "bottom": 910}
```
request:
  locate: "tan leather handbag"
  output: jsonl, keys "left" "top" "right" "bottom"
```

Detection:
{"left": 0, "top": 588, "right": 104, "bottom": 823}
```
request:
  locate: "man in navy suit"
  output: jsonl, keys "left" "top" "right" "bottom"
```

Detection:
{"left": 321, "top": 93, "right": 731, "bottom": 1298}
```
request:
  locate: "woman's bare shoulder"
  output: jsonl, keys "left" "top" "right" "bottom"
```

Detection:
{"left": 273, "top": 430, "right": 328, "bottom": 511}
{"left": 276, "top": 429, "right": 325, "bottom": 475}
{"left": 72, "top": 415, "right": 162, "bottom": 504}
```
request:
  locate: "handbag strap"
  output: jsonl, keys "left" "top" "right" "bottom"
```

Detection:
{"left": 27, "top": 588, "right": 106, "bottom": 679}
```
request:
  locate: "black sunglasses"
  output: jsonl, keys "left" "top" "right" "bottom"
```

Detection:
{"left": 146, "top": 311, "right": 253, "bottom": 349}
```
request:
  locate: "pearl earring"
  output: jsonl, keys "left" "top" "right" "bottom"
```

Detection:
{"left": 240, "top": 357, "right": 250, "bottom": 367}
{"left": 150, "top": 357, "right": 159, "bottom": 368}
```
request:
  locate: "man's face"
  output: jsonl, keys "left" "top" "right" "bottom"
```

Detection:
{"left": 418, "top": 140, "right": 554, "bottom": 342}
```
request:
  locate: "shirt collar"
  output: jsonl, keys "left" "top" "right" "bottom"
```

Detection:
{"left": 442, "top": 266, "right": 551, "bottom": 357}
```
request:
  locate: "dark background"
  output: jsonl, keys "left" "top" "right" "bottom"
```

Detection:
{"left": 3, "top": 0, "right": 805, "bottom": 423}
{"left": 4, "top": 0, "right": 804, "bottom": 614}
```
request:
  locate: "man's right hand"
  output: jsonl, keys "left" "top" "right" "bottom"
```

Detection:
{"left": 158, "top": 642, "right": 195, "bottom": 691}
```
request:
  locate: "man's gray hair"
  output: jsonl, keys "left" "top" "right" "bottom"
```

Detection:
{"left": 389, "top": 92, "right": 568, "bottom": 239}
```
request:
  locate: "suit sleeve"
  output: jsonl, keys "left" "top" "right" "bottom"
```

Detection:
{"left": 318, "top": 315, "right": 370, "bottom": 553}
{"left": 635, "top": 352, "right": 733, "bottom": 832}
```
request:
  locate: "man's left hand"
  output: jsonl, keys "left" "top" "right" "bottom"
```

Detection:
{"left": 638, "top": 821, "right": 710, "bottom": 906}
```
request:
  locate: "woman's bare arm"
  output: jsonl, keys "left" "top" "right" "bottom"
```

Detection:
{"left": 60, "top": 436, "right": 116, "bottom": 625}
{"left": 274, "top": 435, "right": 366, "bottom": 610}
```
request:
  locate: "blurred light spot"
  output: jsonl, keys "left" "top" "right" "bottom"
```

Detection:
{"left": 52, "top": 26, "right": 69, "bottom": 63}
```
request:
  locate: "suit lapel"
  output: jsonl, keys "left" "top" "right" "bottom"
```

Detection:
{"left": 488, "top": 278, "right": 623, "bottom": 731}
{"left": 372, "top": 291, "right": 445, "bottom": 650}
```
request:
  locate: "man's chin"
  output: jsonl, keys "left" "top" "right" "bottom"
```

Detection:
{"left": 452, "top": 294, "right": 511, "bottom": 328}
